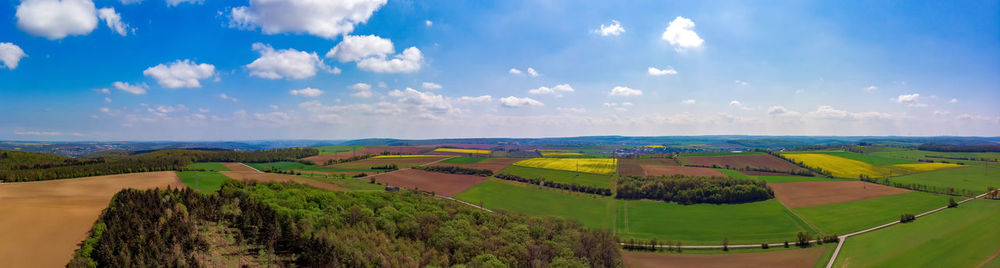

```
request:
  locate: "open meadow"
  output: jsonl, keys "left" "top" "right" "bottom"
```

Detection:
{"left": 890, "top": 165, "right": 999, "bottom": 195}
{"left": 454, "top": 179, "right": 615, "bottom": 229}
{"left": 793, "top": 192, "right": 951, "bottom": 235}
{"left": 616, "top": 199, "right": 816, "bottom": 245}
{"left": 177, "top": 171, "right": 231, "bottom": 193}
{"left": 623, "top": 246, "right": 827, "bottom": 268}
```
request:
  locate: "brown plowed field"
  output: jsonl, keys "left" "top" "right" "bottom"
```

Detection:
{"left": 639, "top": 158, "right": 679, "bottom": 166}
{"left": 623, "top": 246, "right": 825, "bottom": 268}
{"left": 0, "top": 172, "right": 184, "bottom": 268}
{"left": 641, "top": 165, "right": 724, "bottom": 177}
{"left": 769, "top": 181, "right": 911, "bottom": 208}
{"left": 220, "top": 171, "right": 347, "bottom": 191}
{"left": 619, "top": 159, "right": 644, "bottom": 176}
{"left": 682, "top": 154, "right": 806, "bottom": 172}
{"left": 221, "top": 162, "right": 259, "bottom": 172}
{"left": 303, "top": 146, "right": 431, "bottom": 164}
{"left": 329, "top": 157, "right": 448, "bottom": 169}
{"left": 430, "top": 158, "right": 520, "bottom": 172}
{"left": 373, "top": 169, "right": 486, "bottom": 196}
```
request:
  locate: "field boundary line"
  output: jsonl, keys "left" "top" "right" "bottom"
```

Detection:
{"left": 239, "top": 162, "right": 263, "bottom": 173}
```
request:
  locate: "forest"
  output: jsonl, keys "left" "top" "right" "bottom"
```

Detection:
{"left": 615, "top": 175, "right": 774, "bottom": 204}
{"left": 69, "top": 181, "right": 623, "bottom": 267}
{"left": 0, "top": 148, "right": 317, "bottom": 182}
{"left": 917, "top": 144, "right": 1000, "bottom": 152}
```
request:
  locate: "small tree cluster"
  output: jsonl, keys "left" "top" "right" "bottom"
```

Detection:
{"left": 899, "top": 213, "right": 916, "bottom": 223}
{"left": 414, "top": 165, "right": 493, "bottom": 177}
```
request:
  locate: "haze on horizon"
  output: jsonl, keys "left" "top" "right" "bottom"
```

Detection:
{"left": 0, "top": 1, "right": 998, "bottom": 141}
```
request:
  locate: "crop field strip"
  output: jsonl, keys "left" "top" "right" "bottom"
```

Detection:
{"left": 781, "top": 153, "right": 961, "bottom": 178}
{"left": 432, "top": 148, "right": 492, "bottom": 155}
{"left": 512, "top": 157, "right": 617, "bottom": 175}
{"left": 499, "top": 165, "right": 613, "bottom": 188}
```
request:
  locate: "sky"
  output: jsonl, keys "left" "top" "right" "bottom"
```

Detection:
{"left": 0, "top": 0, "right": 998, "bottom": 141}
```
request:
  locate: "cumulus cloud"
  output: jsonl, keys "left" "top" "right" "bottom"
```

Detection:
{"left": 681, "top": 99, "right": 696, "bottom": 104}
{"left": 648, "top": 66, "right": 677, "bottom": 76}
{"left": 458, "top": 95, "right": 492, "bottom": 102}
{"left": 229, "top": 0, "right": 387, "bottom": 39}
{"left": 557, "top": 107, "right": 586, "bottom": 113}
{"left": 767, "top": 106, "right": 797, "bottom": 116}
{"left": 893, "top": 93, "right": 926, "bottom": 107}
{"left": 16, "top": 0, "right": 98, "bottom": 40}
{"left": 247, "top": 43, "right": 329, "bottom": 79}
{"left": 113, "top": 81, "right": 148, "bottom": 95}
{"left": 509, "top": 68, "right": 522, "bottom": 75}
{"left": 97, "top": 7, "right": 131, "bottom": 36}
{"left": 865, "top": 85, "right": 878, "bottom": 92}
{"left": 0, "top": 43, "right": 27, "bottom": 70}
{"left": 166, "top": 0, "right": 200, "bottom": 6}
{"left": 609, "top": 86, "right": 642, "bottom": 96}
{"left": 219, "top": 93, "right": 238, "bottom": 102}
{"left": 388, "top": 88, "right": 461, "bottom": 114}
{"left": 594, "top": 20, "right": 625, "bottom": 36}
{"left": 808, "top": 105, "right": 893, "bottom": 120}
{"left": 143, "top": 60, "right": 215, "bottom": 88}
{"left": 527, "top": 67, "right": 539, "bottom": 77}
{"left": 528, "top": 84, "right": 574, "bottom": 97}
{"left": 500, "top": 96, "right": 543, "bottom": 108}
{"left": 356, "top": 47, "right": 423, "bottom": 73}
{"left": 949, "top": 98, "right": 958, "bottom": 104}
{"left": 348, "top": 82, "right": 373, "bottom": 98}
{"left": 734, "top": 80, "right": 749, "bottom": 86}
{"left": 422, "top": 82, "right": 443, "bottom": 90}
{"left": 325, "top": 35, "right": 394, "bottom": 62}
{"left": 661, "top": 16, "right": 704, "bottom": 52}
{"left": 425, "top": 20, "right": 433, "bottom": 27}
{"left": 290, "top": 87, "right": 324, "bottom": 97}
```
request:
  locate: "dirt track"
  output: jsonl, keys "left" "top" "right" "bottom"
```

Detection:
{"left": 0, "top": 172, "right": 184, "bottom": 268}
{"left": 374, "top": 169, "right": 486, "bottom": 196}
{"left": 770, "top": 181, "right": 911, "bottom": 208}
{"left": 641, "top": 165, "right": 724, "bottom": 177}
{"left": 622, "top": 246, "right": 825, "bottom": 268}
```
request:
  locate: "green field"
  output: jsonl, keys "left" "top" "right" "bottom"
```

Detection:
{"left": 441, "top": 156, "right": 489, "bottom": 164}
{"left": 794, "top": 192, "right": 951, "bottom": 235}
{"left": 890, "top": 165, "right": 999, "bottom": 195}
{"left": 185, "top": 162, "right": 231, "bottom": 171}
{"left": 313, "top": 145, "right": 360, "bottom": 155}
{"left": 454, "top": 179, "right": 614, "bottom": 229}
{"left": 617, "top": 199, "right": 816, "bottom": 245}
{"left": 678, "top": 151, "right": 767, "bottom": 157}
{"left": 869, "top": 149, "right": 1000, "bottom": 165}
{"left": 821, "top": 151, "right": 917, "bottom": 166}
{"left": 248, "top": 161, "right": 377, "bottom": 173}
{"left": 833, "top": 199, "right": 1000, "bottom": 268}
{"left": 177, "top": 171, "right": 231, "bottom": 193}
{"left": 714, "top": 168, "right": 750, "bottom": 179}
{"left": 755, "top": 176, "right": 848, "bottom": 183}
{"left": 499, "top": 165, "right": 613, "bottom": 188}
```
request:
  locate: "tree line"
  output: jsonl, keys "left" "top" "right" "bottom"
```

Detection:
{"left": 323, "top": 154, "right": 375, "bottom": 165}
{"left": 683, "top": 164, "right": 814, "bottom": 176}
{"left": 860, "top": 177, "right": 979, "bottom": 197}
{"left": 414, "top": 165, "right": 494, "bottom": 177}
{"left": 70, "top": 181, "right": 624, "bottom": 267}
{"left": 615, "top": 175, "right": 774, "bottom": 204}
{"left": 495, "top": 173, "right": 613, "bottom": 196}
{"left": 918, "top": 144, "right": 1000, "bottom": 152}
{"left": 0, "top": 148, "right": 318, "bottom": 182}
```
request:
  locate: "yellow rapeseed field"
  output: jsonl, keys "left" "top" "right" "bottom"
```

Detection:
{"left": 782, "top": 153, "right": 961, "bottom": 178}
{"left": 433, "top": 148, "right": 491, "bottom": 154}
{"left": 372, "top": 155, "right": 448, "bottom": 159}
{"left": 512, "top": 158, "right": 617, "bottom": 175}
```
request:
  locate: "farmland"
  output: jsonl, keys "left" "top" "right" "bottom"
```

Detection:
{"left": 617, "top": 199, "right": 815, "bottom": 245}
{"left": 512, "top": 157, "right": 617, "bottom": 175}
{"left": 641, "top": 165, "right": 723, "bottom": 177}
{"left": 177, "top": 171, "right": 231, "bottom": 193}
{"left": 821, "top": 151, "right": 917, "bottom": 165}
{"left": 793, "top": 192, "right": 951, "bottom": 235}
{"left": 185, "top": 162, "right": 231, "bottom": 171}
{"left": 454, "top": 179, "right": 615, "bottom": 229}
{"left": 680, "top": 154, "right": 808, "bottom": 173}
{"left": 781, "top": 153, "right": 961, "bottom": 178}
{"left": 768, "top": 181, "right": 911, "bottom": 208}
{"left": 248, "top": 161, "right": 378, "bottom": 173}
{"left": 890, "top": 165, "right": 999, "bottom": 194}
{"left": 431, "top": 148, "right": 491, "bottom": 155}
{"left": 499, "top": 165, "right": 613, "bottom": 188}
{"left": 755, "top": 175, "right": 845, "bottom": 183}
{"left": 432, "top": 157, "right": 520, "bottom": 172}
{"left": 371, "top": 154, "right": 448, "bottom": 159}
{"left": 623, "top": 246, "right": 826, "bottom": 268}
{"left": 330, "top": 157, "right": 447, "bottom": 169}
{"left": 833, "top": 199, "right": 1000, "bottom": 267}
{"left": 373, "top": 169, "right": 487, "bottom": 196}
{"left": 541, "top": 152, "right": 584, "bottom": 157}
{"left": 440, "top": 156, "right": 488, "bottom": 164}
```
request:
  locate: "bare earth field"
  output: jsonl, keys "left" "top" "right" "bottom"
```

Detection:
{"left": 683, "top": 154, "right": 806, "bottom": 173}
{"left": 374, "top": 169, "right": 486, "bottom": 196}
{"left": 622, "top": 246, "right": 825, "bottom": 268}
{"left": 618, "top": 159, "right": 645, "bottom": 176}
{"left": 220, "top": 170, "right": 347, "bottom": 191}
{"left": 221, "top": 162, "right": 258, "bottom": 172}
{"left": 639, "top": 158, "right": 679, "bottom": 166}
{"left": 302, "top": 146, "right": 431, "bottom": 164}
{"left": 640, "top": 165, "right": 724, "bottom": 177}
{"left": 769, "top": 181, "right": 911, "bottom": 208}
{"left": 431, "top": 158, "right": 520, "bottom": 172}
{"left": 329, "top": 157, "right": 447, "bottom": 169}
{"left": 0, "top": 172, "right": 184, "bottom": 268}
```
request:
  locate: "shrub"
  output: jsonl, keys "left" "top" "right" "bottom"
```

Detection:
{"left": 900, "top": 213, "right": 916, "bottom": 223}
{"left": 761, "top": 243, "right": 769, "bottom": 249}
{"left": 948, "top": 197, "right": 958, "bottom": 208}
{"left": 796, "top": 232, "right": 812, "bottom": 247}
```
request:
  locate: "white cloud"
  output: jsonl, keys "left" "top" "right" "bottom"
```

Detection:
{"left": 949, "top": 98, "right": 958, "bottom": 104}
{"left": 422, "top": 82, "right": 443, "bottom": 90}
{"left": 557, "top": 107, "right": 586, "bottom": 113}
{"left": 325, "top": 35, "right": 394, "bottom": 62}
{"left": 95, "top": 88, "right": 110, "bottom": 94}
{"left": 97, "top": 7, "right": 131, "bottom": 36}
{"left": 388, "top": 88, "right": 460, "bottom": 114}
{"left": 933, "top": 110, "right": 950, "bottom": 116}
{"left": 734, "top": 80, "right": 749, "bottom": 86}
{"left": 15, "top": 0, "right": 100, "bottom": 40}
{"left": 166, "top": 0, "right": 200, "bottom": 6}
{"left": 104, "top": 97, "right": 112, "bottom": 103}
{"left": 350, "top": 83, "right": 372, "bottom": 91}
{"left": 356, "top": 47, "right": 423, "bottom": 73}
{"left": 143, "top": 59, "right": 215, "bottom": 88}
{"left": 527, "top": 67, "right": 539, "bottom": 77}
{"left": 661, "top": 16, "right": 704, "bottom": 52}
{"left": 729, "top": 100, "right": 742, "bottom": 106}
{"left": 290, "top": 87, "right": 324, "bottom": 97}
{"left": 500, "top": 96, "right": 543, "bottom": 108}
{"left": 865, "top": 85, "right": 878, "bottom": 92}
{"left": 509, "top": 68, "right": 522, "bottom": 75}
{"left": 377, "top": 82, "right": 388, "bottom": 88}
{"left": 0, "top": 43, "right": 27, "bottom": 70}
{"left": 767, "top": 106, "right": 797, "bottom": 116}
{"left": 119, "top": 0, "right": 141, "bottom": 4}
{"left": 219, "top": 93, "right": 238, "bottom": 102}
{"left": 112, "top": 81, "right": 147, "bottom": 95}
{"left": 229, "top": 0, "right": 387, "bottom": 39}
{"left": 681, "top": 99, "right": 696, "bottom": 104}
{"left": 594, "top": 20, "right": 625, "bottom": 36}
{"left": 529, "top": 84, "right": 574, "bottom": 96}
{"left": 609, "top": 86, "right": 642, "bottom": 96}
{"left": 246, "top": 43, "right": 328, "bottom": 80}
{"left": 425, "top": 20, "right": 433, "bottom": 27}
{"left": 14, "top": 130, "right": 62, "bottom": 136}
{"left": 893, "top": 93, "right": 926, "bottom": 107}
{"left": 648, "top": 66, "right": 677, "bottom": 76}
{"left": 458, "top": 95, "right": 492, "bottom": 102}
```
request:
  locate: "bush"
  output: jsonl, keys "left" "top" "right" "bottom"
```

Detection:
{"left": 948, "top": 197, "right": 958, "bottom": 208}
{"left": 761, "top": 243, "right": 769, "bottom": 249}
{"left": 796, "top": 232, "right": 812, "bottom": 247}
{"left": 900, "top": 213, "right": 916, "bottom": 223}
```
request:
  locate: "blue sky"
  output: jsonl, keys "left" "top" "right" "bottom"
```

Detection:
{"left": 0, "top": 0, "right": 997, "bottom": 141}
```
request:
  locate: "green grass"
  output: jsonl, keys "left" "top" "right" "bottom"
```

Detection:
{"left": 755, "top": 176, "right": 849, "bottom": 183}
{"left": 890, "top": 165, "right": 999, "bottom": 195}
{"left": 185, "top": 162, "right": 231, "bottom": 171}
{"left": 813, "top": 244, "right": 839, "bottom": 268}
{"left": 714, "top": 168, "right": 749, "bottom": 179}
{"left": 248, "top": 162, "right": 377, "bottom": 173}
{"left": 499, "top": 165, "right": 613, "bottom": 188}
{"left": 821, "top": 151, "right": 917, "bottom": 166}
{"left": 833, "top": 199, "right": 1000, "bottom": 268}
{"left": 454, "top": 179, "right": 614, "bottom": 229}
{"left": 869, "top": 149, "right": 1000, "bottom": 166}
{"left": 678, "top": 151, "right": 767, "bottom": 157}
{"left": 177, "top": 171, "right": 231, "bottom": 193}
{"left": 313, "top": 145, "right": 359, "bottom": 155}
{"left": 441, "top": 156, "right": 489, "bottom": 164}
{"left": 794, "top": 192, "right": 951, "bottom": 235}
{"left": 617, "top": 199, "right": 816, "bottom": 245}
